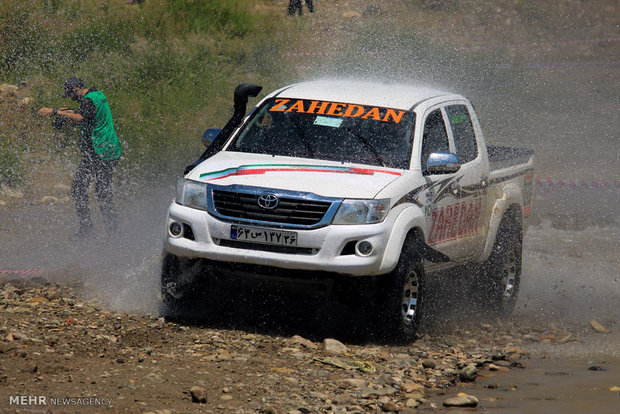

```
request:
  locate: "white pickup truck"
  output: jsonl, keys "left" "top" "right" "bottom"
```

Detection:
{"left": 162, "top": 80, "right": 535, "bottom": 341}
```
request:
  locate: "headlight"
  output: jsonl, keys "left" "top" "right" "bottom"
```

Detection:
{"left": 332, "top": 199, "right": 390, "bottom": 225}
{"left": 176, "top": 178, "right": 208, "bottom": 210}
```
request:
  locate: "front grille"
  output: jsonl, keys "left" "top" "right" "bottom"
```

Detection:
{"left": 212, "top": 190, "right": 332, "bottom": 226}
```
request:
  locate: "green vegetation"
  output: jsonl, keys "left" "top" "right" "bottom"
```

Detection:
{"left": 0, "top": 0, "right": 285, "bottom": 185}
{"left": 0, "top": 145, "right": 24, "bottom": 186}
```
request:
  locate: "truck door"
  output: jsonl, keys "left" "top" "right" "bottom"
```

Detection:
{"left": 444, "top": 103, "right": 489, "bottom": 257}
{"left": 421, "top": 107, "right": 470, "bottom": 261}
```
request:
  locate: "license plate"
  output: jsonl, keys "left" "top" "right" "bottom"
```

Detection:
{"left": 230, "top": 225, "right": 298, "bottom": 246}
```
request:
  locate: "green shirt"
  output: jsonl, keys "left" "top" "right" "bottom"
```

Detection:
{"left": 79, "top": 90, "right": 121, "bottom": 161}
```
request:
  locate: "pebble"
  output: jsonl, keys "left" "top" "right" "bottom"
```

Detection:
{"left": 421, "top": 359, "right": 435, "bottom": 369}
{"left": 589, "top": 320, "right": 611, "bottom": 333}
{"left": 405, "top": 398, "right": 419, "bottom": 408}
{"left": 382, "top": 401, "right": 400, "bottom": 412}
{"left": 190, "top": 386, "right": 207, "bottom": 403}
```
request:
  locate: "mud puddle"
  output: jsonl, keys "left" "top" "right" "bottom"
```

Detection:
{"left": 429, "top": 356, "right": 620, "bottom": 413}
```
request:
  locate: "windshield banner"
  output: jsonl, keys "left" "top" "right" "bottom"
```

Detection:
{"left": 269, "top": 99, "right": 406, "bottom": 124}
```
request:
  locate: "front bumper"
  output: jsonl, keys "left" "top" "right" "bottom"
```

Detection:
{"left": 163, "top": 202, "right": 398, "bottom": 276}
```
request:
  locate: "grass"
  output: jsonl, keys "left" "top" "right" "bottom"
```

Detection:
{"left": 0, "top": 145, "right": 24, "bottom": 186}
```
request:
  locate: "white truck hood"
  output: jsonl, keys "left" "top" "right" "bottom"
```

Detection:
{"left": 187, "top": 151, "right": 404, "bottom": 199}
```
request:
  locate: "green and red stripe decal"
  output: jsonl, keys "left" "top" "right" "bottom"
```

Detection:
{"left": 199, "top": 164, "right": 402, "bottom": 181}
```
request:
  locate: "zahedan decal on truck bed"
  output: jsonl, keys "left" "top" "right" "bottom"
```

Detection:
{"left": 428, "top": 197, "right": 482, "bottom": 245}
{"left": 270, "top": 99, "right": 406, "bottom": 123}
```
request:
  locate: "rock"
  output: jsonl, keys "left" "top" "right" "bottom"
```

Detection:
{"left": 443, "top": 393, "right": 479, "bottom": 408}
{"left": 360, "top": 384, "right": 397, "bottom": 398}
{"left": 421, "top": 359, "right": 435, "bottom": 369}
{"left": 330, "top": 393, "right": 353, "bottom": 405}
{"left": 9, "top": 331, "right": 28, "bottom": 341}
{"left": 323, "top": 338, "right": 348, "bottom": 355}
{"left": 493, "top": 360, "right": 512, "bottom": 368}
{"left": 341, "top": 378, "right": 366, "bottom": 388}
{"left": 190, "top": 386, "right": 207, "bottom": 403}
{"left": 588, "top": 365, "right": 606, "bottom": 371}
{"left": 291, "top": 335, "right": 318, "bottom": 350}
{"left": 144, "top": 373, "right": 164, "bottom": 383}
{"left": 405, "top": 398, "right": 419, "bottom": 408}
{"left": 0, "top": 84, "right": 18, "bottom": 96}
{"left": 0, "top": 200, "right": 6, "bottom": 206}
{"left": 401, "top": 382, "right": 424, "bottom": 393}
{"left": 609, "top": 386, "right": 620, "bottom": 392}
{"left": 40, "top": 196, "right": 59, "bottom": 205}
{"left": 504, "top": 346, "right": 526, "bottom": 355}
{"left": 589, "top": 320, "right": 610, "bottom": 333}
{"left": 459, "top": 364, "right": 478, "bottom": 382}
{"left": 382, "top": 401, "right": 400, "bottom": 412}
{"left": 142, "top": 410, "right": 172, "bottom": 414}
{"left": 0, "top": 184, "right": 23, "bottom": 199}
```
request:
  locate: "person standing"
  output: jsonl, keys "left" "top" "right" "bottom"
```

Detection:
{"left": 288, "top": 0, "right": 314, "bottom": 16}
{"left": 38, "top": 77, "right": 122, "bottom": 239}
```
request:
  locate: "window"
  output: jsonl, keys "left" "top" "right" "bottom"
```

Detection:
{"left": 446, "top": 105, "right": 478, "bottom": 164}
{"left": 229, "top": 98, "right": 416, "bottom": 169}
{"left": 421, "top": 109, "right": 449, "bottom": 172}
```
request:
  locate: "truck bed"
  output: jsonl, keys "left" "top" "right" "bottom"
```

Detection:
{"left": 488, "top": 145, "right": 535, "bottom": 172}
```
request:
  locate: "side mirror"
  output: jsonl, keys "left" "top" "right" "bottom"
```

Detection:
{"left": 426, "top": 152, "right": 460, "bottom": 174}
{"left": 202, "top": 128, "right": 222, "bottom": 147}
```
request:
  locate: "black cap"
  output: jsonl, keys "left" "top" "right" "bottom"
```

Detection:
{"left": 62, "top": 77, "right": 85, "bottom": 98}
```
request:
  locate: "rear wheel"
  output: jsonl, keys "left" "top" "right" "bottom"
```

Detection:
{"left": 377, "top": 241, "right": 427, "bottom": 342}
{"left": 479, "top": 216, "right": 522, "bottom": 317}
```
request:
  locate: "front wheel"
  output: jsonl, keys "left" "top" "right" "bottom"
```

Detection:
{"left": 377, "top": 243, "right": 427, "bottom": 342}
{"left": 160, "top": 253, "right": 206, "bottom": 316}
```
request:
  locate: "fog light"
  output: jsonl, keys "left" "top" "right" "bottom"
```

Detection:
{"left": 356, "top": 241, "right": 373, "bottom": 256}
{"left": 169, "top": 221, "right": 183, "bottom": 237}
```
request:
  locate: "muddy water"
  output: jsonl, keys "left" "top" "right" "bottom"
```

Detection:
{"left": 428, "top": 356, "right": 620, "bottom": 414}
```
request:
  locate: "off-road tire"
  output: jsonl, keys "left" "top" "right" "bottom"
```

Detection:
{"left": 160, "top": 253, "right": 206, "bottom": 317}
{"left": 377, "top": 242, "right": 427, "bottom": 342}
{"left": 479, "top": 216, "right": 522, "bottom": 317}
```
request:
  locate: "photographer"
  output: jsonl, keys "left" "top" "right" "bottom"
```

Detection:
{"left": 38, "top": 77, "right": 121, "bottom": 240}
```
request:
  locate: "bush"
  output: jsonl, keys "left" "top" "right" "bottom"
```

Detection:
{"left": 0, "top": 146, "right": 24, "bottom": 186}
{"left": 166, "top": 0, "right": 254, "bottom": 37}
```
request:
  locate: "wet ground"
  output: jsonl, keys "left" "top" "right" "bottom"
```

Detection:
{"left": 1, "top": 181, "right": 619, "bottom": 413}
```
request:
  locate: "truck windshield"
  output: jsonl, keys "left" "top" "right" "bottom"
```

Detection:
{"left": 227, "top": 98, "right": 416, "bottom": 170}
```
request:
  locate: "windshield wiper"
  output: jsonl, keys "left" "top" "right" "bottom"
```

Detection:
{"left": 343, "top": 127, "right": 387, "bottom": 167}
{"left": 283, "top": 113, "right": 314, "bottom": 157}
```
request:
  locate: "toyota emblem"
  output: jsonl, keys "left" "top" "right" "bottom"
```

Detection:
{"left": 257, "top": 194, "right": 279, "bottom": 209}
